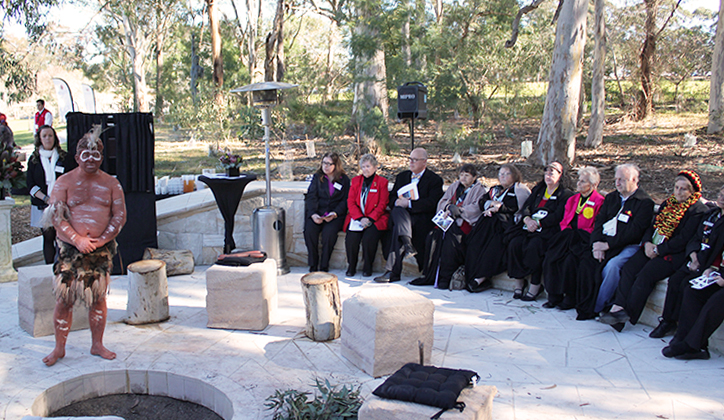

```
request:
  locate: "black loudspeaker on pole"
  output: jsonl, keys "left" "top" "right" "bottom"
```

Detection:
{"left": 397, "top": 82, "right": 427, "bottom": 151}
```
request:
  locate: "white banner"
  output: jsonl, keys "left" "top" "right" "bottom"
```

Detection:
{"left": 51, "top": 78, "right": 75, "bottom": 122}
{"left": 81, "top": 84, "right": 97, "bottom": 113}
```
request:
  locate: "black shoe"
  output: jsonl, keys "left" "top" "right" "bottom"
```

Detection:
{"left": 362, "top": 270, "right": 373, "bottom": 277}
{"left": 346, "top": 267, "right": 356, "bottom": 277}
{"left": 662, "top": 340, "right": 693, "bottom": 358}
{"left": 675, "top": 348, "right": 710, "bottom": 360}
{"left": 467, "top": 279, "right": 492, "bottom": 293}
{"left": 599, "top": 310, "right": 630, "bottom": 325}
{"left": 557, "top": 297, "right": 576, "bottom": 310}
{"left": 512, "top": 279, "right": 527, "bottom": 299}
{"left": 542, "top": 301, "right": 558, "bottom": 309}
{"left": 309, "top": 266, "right": 318, "bottom": 273}
{"left": 521, "top": 285, "right": 542, "bottom": 302}
{"left": 611, "top": 322, "right": 625, "bottom": 332}
{"left": 649, "top": 318, "right": 677, "bottom": 339}
{"left": 374, "top": 271, "right": 400, "bottom": 283}
{"left": 409, "top": 276, "right": 432, "bottom": 286}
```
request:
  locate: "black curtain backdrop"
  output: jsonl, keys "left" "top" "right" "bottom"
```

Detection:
{"left": 66, "top": 112, "right": 157, "bottom": 274}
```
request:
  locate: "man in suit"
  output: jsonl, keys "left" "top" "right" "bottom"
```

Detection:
{"left": 375, "top": 148, "right": 443, "bottom": 283}
{"left": 576, "top": 164, "right": 655, "bottom": 320}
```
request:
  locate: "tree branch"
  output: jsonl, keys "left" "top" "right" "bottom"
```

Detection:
{"left": 505, "top": 0, "right": 547, "bottom": 48}
{"left": 655, "top": 0, "right": 683, "bottom": 39}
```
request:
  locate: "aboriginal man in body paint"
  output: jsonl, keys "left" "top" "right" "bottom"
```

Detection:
{"left": 42, "top": 126, "right": 126, "bottom": 367}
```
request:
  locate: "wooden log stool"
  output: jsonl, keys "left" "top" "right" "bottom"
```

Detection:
{"left": 359, "top": 384, "right": 497, "bottom": 420}
{"left": 143, "top": 247, "right": 195, "bottom": 276}
{"left": 301, "top": 272, "right": 341, "bottom": 341}
{"left": 341, "top": 283, "right": 434, "bottom": 377}
{"left": 205, "top": 259, "right": 278, "bottom": 331}
{"left": 17, "top": 264, "right": 89, "bottom": 337}
{"left": 125, "top": 259, "right": 170, "bottom": 325}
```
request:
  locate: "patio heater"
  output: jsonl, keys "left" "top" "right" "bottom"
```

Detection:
{"left": 230, "top": 81, "right": 297, "bottom": 275}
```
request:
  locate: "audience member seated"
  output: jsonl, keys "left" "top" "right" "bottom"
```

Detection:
{"left": 541, "top": 167, "right": 605, "bottom": 309}
{"left": 506, "top": 161, "right": 573, "bottom": 301}
{"left": 303, "top": 152, "right": 350, "bottom": 272}
{"left": 600, "top": 171, "right": 707, "bottom": 331}
{"left": 375, "top": 148, "right": 443, "bottom": 283}
{"left": 649, "top": 184, "right": 724, "bottom": 339}
{"left": 344, "top": 154, "right": 389, "bottom": 277}
{"left": 410, "top": 164, "right": 486, "bottom": 288}
{"left": 464, "top": 164, "right": 530, "bottom": 293}
{"left": 576, "top": 164, "right": 654, "bottom": 320}
{"left": 661, "top": 187, "right": 724, "bottom": 360}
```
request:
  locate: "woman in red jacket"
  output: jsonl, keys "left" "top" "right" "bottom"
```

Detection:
{"left": 344, "top": 154, "right": 389, "bottom": 277}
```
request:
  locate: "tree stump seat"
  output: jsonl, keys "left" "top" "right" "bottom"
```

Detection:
{"left": 126, "top": 259, "right": 170, "bottom": 325}
{"left": 301, "top": 272, "right": 341, "bottom": 342}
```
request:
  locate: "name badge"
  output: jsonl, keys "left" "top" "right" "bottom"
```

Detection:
{"left": 370, "top": 189, "right": 378, "bottom": 193}
{"left": 507, "top": 193, "right": 516, "bottom": 196}
{"left": 55, "top": 166, "right": 65, "bottom": 173}
{"left": 618, "top": 213, "right": 630, "bottom": 223}
{"left": 586, "top": 200, "right": 595, "bottom": 206}
{"left": 704, "top": 221, "right": 714, "bottom": 227}
{"left": 549, "top": 196, "right": 557, "bottom": 200}
{"left": 333, "top": 182, "right": 342, "bottom": 190}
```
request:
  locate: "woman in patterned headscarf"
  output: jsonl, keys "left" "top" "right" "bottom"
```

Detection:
{"left": 599, "top": 170, "right": 708, "bottom": 332}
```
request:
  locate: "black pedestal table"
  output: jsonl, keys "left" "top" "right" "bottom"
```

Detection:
{"left": 198, "top": 174, "right": 257, "bottom": 254}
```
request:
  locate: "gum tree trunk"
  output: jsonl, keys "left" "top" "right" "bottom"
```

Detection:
{"left": 207, "top": 0, "right": 224, "bottom": 103}
{"left": 585, "top": 0, "right": 606, "bottom": 148}
{"left": 709, "top": 0, "right": 724, "bottom": 134}
{"left": 530, "top": 0, "right": 587, "bottom": 167}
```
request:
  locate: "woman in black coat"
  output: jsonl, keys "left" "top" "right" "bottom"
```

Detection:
{"left": 27, "top": 125, "right": 66, "bottom": 263}
{"left": 303, "top": 152, "right": 350, "bottom": 272}
{"left": 662, "top": 185, "right": 724, "bottom": 360}
{"left": 649, "top": 185, "right": 724, "bottom": 339}
{"left": 506, "top": 161, "right": 573, "bottom": 301}
{"left": 599, "top": 171, "right": 708, "bottom": 332}
{"left": 464, "top": 164, "right": 530, "bottom": 292}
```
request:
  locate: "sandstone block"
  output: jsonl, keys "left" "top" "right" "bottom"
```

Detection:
{"left": 205, "top": 259, "right": 277, "bottom": 330}
{"left": 359, "top": 384, "right": 497, "bottom": 420}
{"left": 342, "top": 284, "right": 434, "bottom": 377}
{"left": 17, "top": 265, "right": 89, "bottom": 337}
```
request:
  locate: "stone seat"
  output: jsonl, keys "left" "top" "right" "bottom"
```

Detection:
{"left": 17, "top": 265, "right": 89, "bottom": 337}
{"left": 359, "top": 384, "right": 497, "bottom": 420}
{"left": 488, "top": 272, "right": 724, "bottom": 354}
{"left": 341, "top": 283, "right": 434, "bottom": 378}
{"left": 205, "top": 259, "right": 277, "bottom": 331}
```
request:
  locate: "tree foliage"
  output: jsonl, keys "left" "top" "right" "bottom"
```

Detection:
{"left": 1, "top": 0, "right": 716, "bottom": 161}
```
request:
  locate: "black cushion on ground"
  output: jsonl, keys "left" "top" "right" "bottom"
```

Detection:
{"left": 372, "top": 363, "right": 479, "bottom": 409}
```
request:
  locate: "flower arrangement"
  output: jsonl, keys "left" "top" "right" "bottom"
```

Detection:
{"left": 0, "top": 135, "right": 26, "bottom": 198}
{"left": 218, "top": 149, "right": 243, "bottom": 169}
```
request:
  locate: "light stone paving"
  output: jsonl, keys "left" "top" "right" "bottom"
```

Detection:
{"left": 1, "top": 266, "right": 723, "bottom": 419}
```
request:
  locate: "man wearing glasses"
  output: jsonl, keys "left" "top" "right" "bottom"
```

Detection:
{"left": 42, "top": 127, "right": 127, "bottom": 366}
{"left": 375, "top": 148, "right": 443, "bottom": 283}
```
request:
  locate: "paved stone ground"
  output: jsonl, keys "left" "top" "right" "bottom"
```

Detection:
{"left": 2, "top": 266, "right": 723, "bottom": 419}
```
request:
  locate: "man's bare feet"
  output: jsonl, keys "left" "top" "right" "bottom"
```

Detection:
{"left": 43, "top": 348, "right": 65, "bottom": 367}
{"left": 90, "top": 344, "right": 116, "bottom": 360}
